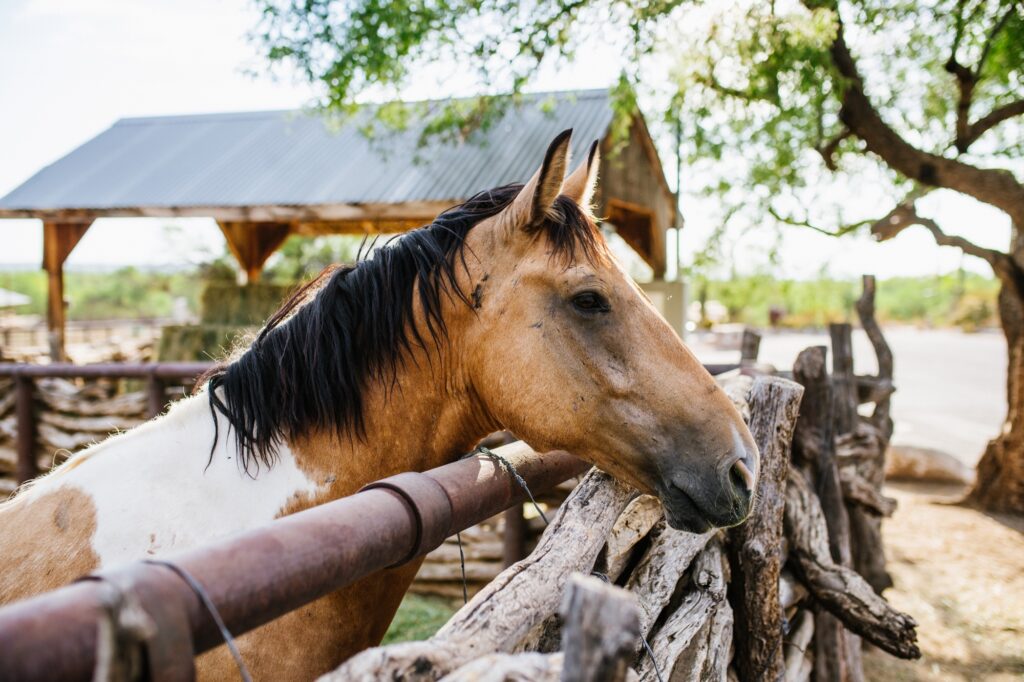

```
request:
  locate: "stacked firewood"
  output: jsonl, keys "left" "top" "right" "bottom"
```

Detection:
{"left": 321, "top": 373, "right": 920, "bottom": 681}
{"left": 0, "top": 377, "right": 186, "bottom": 495}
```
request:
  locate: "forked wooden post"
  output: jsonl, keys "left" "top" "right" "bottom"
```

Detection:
{"left": 848, "top": 274, "right": 895, "bottom": 594}
{"left": 560, "top": 573, "right": 641, "bottom": 682}
{"left": 727, "top": 375, "right": 804, "bottom": 682}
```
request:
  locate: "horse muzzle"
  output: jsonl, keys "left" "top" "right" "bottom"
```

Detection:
{"left": 659, "top": 451, "right": 757, "bottom": 532}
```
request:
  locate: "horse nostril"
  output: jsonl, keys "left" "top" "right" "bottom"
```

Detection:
{"left": 730, "top": 458, "right": 756, "bottom": 496}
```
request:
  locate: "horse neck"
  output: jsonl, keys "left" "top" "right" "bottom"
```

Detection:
{"left": 288, "top": 320, "right": 497, "bottom": 499}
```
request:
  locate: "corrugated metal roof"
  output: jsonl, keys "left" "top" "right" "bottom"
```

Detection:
{"left": 0, "top": 90, "right": 615, "bottom": 211}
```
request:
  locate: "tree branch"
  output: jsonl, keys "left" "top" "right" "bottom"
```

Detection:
{"left": 974, "top": 2, "right": 1019, "bottom": 80}
{"left": 961, "top": 99, "right": 1024, "bottom": 152}
{"left": 816, "top": 128, "right": 853, "bottom": 171}
{"left": 944, "top": 55, "right": 976, "bottom": 153}
{"left": 811, "top": 1, "right": 1024, "bottom": 226}
{"left": 949, "top": 2, "right": 1022, "bottom": 152}
{"left": 768, "top": 206, "right": 873, "bottom": 237}
{"left": 870, "top": 200, "right": 1010, "bottom": 272}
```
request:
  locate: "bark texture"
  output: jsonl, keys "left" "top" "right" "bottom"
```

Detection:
{"left": 559, "top": 574, "right": 641, "bottom": 682}
{"left": 784, "top": 471, "right": 920, "bottom": 660}
{"left": 969, "top": 235, "right": 1024, "bottom": 513}
{"left": 727, "top": 376, "right": 805, "bottom": 682}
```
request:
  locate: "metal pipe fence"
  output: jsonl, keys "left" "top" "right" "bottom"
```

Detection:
{"left": 0, "top": 446, "right": 587, "bottom": 681}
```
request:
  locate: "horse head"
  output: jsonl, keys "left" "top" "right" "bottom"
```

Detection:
{"left": 461, "top": 130, "right": 759, "bottom": 532}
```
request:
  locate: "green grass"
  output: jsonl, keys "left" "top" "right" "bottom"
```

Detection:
{"left": 382, "top": 593, "right": 458, "bottom": 645}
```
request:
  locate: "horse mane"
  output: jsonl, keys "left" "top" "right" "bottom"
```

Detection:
{"left": 202, "top": 184, "right": 604, "bottom": 475}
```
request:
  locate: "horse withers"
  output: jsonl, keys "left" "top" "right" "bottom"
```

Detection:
{"left": 0, "top": 129, "right": 758, "bottom": 680}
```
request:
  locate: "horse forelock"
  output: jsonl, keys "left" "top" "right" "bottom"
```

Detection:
{"left": 203, "top": 183, "right": 604, "bottom": 475}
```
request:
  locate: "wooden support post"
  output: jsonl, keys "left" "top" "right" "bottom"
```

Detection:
{"left": 218, "top": 222, "right": 292, "bottom": 284}
{"left": 42, "top": 222, "right": 91, "bottom": 361}
{"left": 727, "top": 375, "right": 804, "bottom": 682}
{"left": 740, "top": 328, "right": 762, "bottom": 364}
{"left": 503, "top": 504, "right": 528, "bottom": 568}
{"left": 147, "top": 375, "right": 166, "bottom": 418}
{"left": 829, "top": 323, "right": 857, "bottom": 436}
{"left": 15, "top": 375, "right": 37, "bottom": 484}
{"left": 560, "top": 573, "right": 641, "bottom": 682}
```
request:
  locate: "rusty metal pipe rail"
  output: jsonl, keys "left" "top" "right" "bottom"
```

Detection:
{"left": 0, "top": 361, "right": 213, "bottom": 379}
{"left": 0, "top": 446, "right": 588, "bottom": 681}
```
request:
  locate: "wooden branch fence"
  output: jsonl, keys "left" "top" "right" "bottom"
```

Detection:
{"left": 0, "top": 275, "right": 917, "bottom": 680}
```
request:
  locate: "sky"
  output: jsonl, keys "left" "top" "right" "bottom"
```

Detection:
{"left": 0, "top": 0, "right": 1012, "bottom": 280}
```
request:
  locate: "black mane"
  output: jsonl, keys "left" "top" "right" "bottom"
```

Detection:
{"left": 203, "top": 184, "right": 603, "bottom": 475}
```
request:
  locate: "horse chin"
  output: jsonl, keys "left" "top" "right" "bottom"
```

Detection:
{"left": 660, "top": 484, "right": 714, "bottom": 533}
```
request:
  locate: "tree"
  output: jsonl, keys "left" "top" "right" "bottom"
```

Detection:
{"left": 252, "top": 0, "right": 1024, "bottom": 512}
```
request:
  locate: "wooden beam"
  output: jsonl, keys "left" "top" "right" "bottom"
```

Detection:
{"left": 293, "top": 218, "right": 432, "bottom": 236}
{"left": 0, "top": 200, "right": 456, "bottom": 224}
{"left": 217, "top": 222, "right": 292, "bottom": 284}
{"left": 605, "top": 199, "right": 665, "bottom": 276}
{"left": 42, "top": 221, "right": 91, "bottom": 360}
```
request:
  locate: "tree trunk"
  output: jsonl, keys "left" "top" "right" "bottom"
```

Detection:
{"left": 968, "top": 226, "right": 1024, "bottom": 513}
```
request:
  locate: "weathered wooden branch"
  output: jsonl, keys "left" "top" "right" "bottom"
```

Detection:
{"left": 788, "top": 348, "right": 864, "bottom": 680}
{"left": 854, "top": 376, "right": 894, "bottom": 407}
{"left": 560, "top": 574, "right": 641, "bottom": 682}
{"left": 783, "top": 609, "right": 814, "bottom": 682}
{"left": 596, "top": 494, "right": 664, "bottom": 582}
{"left": 856, "top": 275, "right": 894, "bottom": 434}
{"left": 727, "top": 376, "right": 805, "bottom": 682}
{"left": 792, "top": 346, "right": 851, "bottom": 567}
{"left": 779, "top": 570, "right": 808, "bottom": 615}
{"left": 829, "top": 324, "right": 858, "bottom": 437}
{"left": 624, "top": 522, "right": 713, "bottom": 641}
{"left": 637, "top": 539, "right": 732, "bottom": 682}
{"left": 783, "top": 471, "right": 920, "bottom": 660}
{"left": 834, "top": 424, "right": 884, "bottom": 464}
{"left": 322, "top": 469, "right": 636, "bottom": 681}
{"left": 839, "top": 469, "right": 897, "bottom": 517}
{"left": 440, "top": 653, "right": 563, "bottom": 681}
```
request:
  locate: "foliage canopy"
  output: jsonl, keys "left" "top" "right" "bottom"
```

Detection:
{"left": 253, "top": 0, "right": 1023, "bottom": 244}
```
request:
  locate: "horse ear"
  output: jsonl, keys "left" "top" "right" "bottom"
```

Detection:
{"left": 504, "top": 129, "right": 573, "bottom": 230}
{"left": 562, "top": 140, "right": 600, "bottom": 209}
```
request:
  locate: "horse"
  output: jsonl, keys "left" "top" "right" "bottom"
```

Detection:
{"left": 0, "top": 130, "right": 758, "bottom": 680}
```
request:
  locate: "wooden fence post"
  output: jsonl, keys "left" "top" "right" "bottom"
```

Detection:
{"left": 829, "top": 323, "right": 857, "bottom": 436}
{"left": 560, "top": 573, "right": 641, "bottom": 682}
{"left": 146, "top": 374, "right": 166, "bottom": 418}
{"left": 15, "top": 375, "right": 37, "bottom": 484}
{"left": 727, "top": 375, "right": 804, "bottom": 682}
{"left": 741, "top": 328, "right": 762, "bottom": 364}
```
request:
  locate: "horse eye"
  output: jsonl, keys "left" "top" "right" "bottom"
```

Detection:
{"left": 572, "top": 291, "right": 609, "bottom": 313}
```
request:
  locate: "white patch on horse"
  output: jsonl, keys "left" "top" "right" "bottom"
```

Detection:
{"left": 27, "top": 391, "right": 320, "bottom": 569}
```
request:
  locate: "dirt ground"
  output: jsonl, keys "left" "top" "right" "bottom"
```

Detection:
{"left": 862, "top": 481, "right": 1024, "bottom": 681}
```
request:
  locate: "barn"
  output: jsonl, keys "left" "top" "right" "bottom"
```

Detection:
{"left": 0, "top": 89, "right": 682, "bottom": 359}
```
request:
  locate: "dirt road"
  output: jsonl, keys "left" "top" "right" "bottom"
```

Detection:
{"left": 692, "top": 327, "right": 1007, "bottom": 465}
